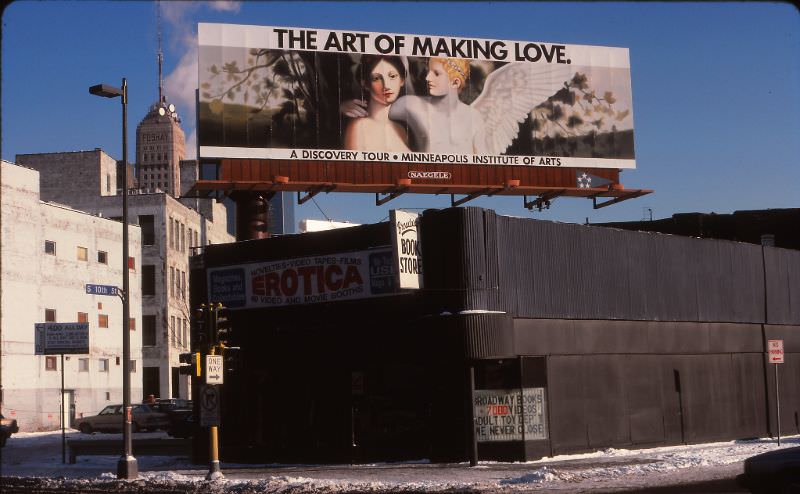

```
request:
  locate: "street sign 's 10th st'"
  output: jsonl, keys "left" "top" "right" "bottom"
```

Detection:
{"left": 85, "top": 284, "right": 119, "bottom": 296}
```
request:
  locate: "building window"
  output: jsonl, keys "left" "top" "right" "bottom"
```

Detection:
{"left": 45, "top": 309, "right": 56, "bottom": 322}
{"left": 181, "top": 270, "right": 186, "bottom": 301}
{"left": 143, "top": 315, "right": 157, "bottom": 346}
{"left": 77, "top": 312, "right": 88, "bottom": 323}
{"left": 188, "top": 228, "right": 193, "bottom": 248}
{"left": 180, "top": 223, "right": 186, "bottom": 252}
{"left": 98, "top": 314, "right": 108, "bottom": 328}
{"left": 129, "top": 318, "right": 136, "bottom": 331}
{"left": 98, "top": 251, "right": 108, "bottom": 264}
{"left": 194, "top": 231, "right": 199, "bottom": 249}
{"left": 99, "top": 359, "right": 109, "bottom": 372}
{"left": 169, "top": 218, "right": 175, "bottom": 249}
{"left": 130, "top": 360, "right": 137, "bottom": 373}
{"left": 106, "top": 174, "right": 111, "bottom": 193}
{"left": 170, "top": 316, "right": 176, "bottom": 346}
{"left": 98, "top": 302, "right": 103, "bottom": 310}
{"left": 45, "top": 356, "right": 57, "bottom": 371}
{"left": 116, "top": 356, "right": 121, "bottom": 365}
{"left": 142, "top": 265, "right": 156, "bottom": 296}
{"left": 77, "top": 246, "right": 88, "bottom": 261}
{"left": 170, "top": 267, "right": 175, "bottom": 297}
{"left": 45, "top": 240, "right": 56, "bottom": 255}
{"left": 138, "top": 215, "right": 155, "bottom": 245}
{"left": 182, "top": 319, "right": 188, "bottom": 349}
{"left": 105, "top": 392, "right": 110, "bottom": 400}
{"left": 79, "top": 358, "right": 89, "bottom": 372}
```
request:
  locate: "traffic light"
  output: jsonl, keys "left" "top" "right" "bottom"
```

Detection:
{"left": 178, "top": 352, "right": 194, "bottom": 375}
{"left": 193, "top": 304, "right": 208, "bottom": 347}
{"left": 178, "top": 351, "right": 202, "bottom": 376}
{"left": 214, "top": 303, "right": 232, "bottom": 346}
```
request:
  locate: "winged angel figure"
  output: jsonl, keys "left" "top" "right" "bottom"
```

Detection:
{"left": 345, "top": 57, "right": 572, "bottom": 155}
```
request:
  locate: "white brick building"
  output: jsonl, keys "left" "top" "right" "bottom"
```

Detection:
{"left": 15, "top": 150, "right": 234, "bottom": 401}
{"left": 1, "top": 161, "right": 143, "bottom": 431}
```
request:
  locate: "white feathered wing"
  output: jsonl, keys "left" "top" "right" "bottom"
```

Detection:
{"left": 472, "top": 63, "right": 572, "bottom": 155}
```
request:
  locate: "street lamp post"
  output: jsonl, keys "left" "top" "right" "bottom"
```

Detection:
{"left": 89, "top": 78, "right": 137, "bottom": 480}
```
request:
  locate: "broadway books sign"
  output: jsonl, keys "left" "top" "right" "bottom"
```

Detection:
{"left": 198, "top": 24, "right": 635, "bottom": 170}
{"left": 207, "top": 248, "right": 399, "bottom": 309}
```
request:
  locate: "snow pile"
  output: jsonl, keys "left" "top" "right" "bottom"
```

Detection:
{"left": 2, "top": 431, "right": 798, "bottom": 492}
{"left": 499, "top": 466, "right": 561, "bottom": 484}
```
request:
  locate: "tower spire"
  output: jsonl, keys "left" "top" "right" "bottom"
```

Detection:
{"left": 157, "top": 0, "right": 164, "bottom": 104}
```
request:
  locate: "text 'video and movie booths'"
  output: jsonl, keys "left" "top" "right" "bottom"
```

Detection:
{"left": 189, "top": 207, "right": 800, "bottom": 464}
{"left": 190, "top": 24, "right": 650, "bottom": 230}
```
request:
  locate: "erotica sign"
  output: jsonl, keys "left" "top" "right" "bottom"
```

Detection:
{"left": 207, "top": 248, "right": 399, "bottom": 309}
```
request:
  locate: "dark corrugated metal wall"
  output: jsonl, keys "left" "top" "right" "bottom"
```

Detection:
{"left": 492, "top": 213, "right": 769, "bottom": 323}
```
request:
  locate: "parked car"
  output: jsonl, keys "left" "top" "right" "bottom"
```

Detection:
{"left": 166, "top": 409, "right": 197, "bottom": 439}
{"left": 737, "top": 445, "right": 800, "bottom": 493}
{"left": 149, "top": 398, "right": 192, "bottom": 413}
{"left": 73, "top": 404, "right": 169, "bottom": 434}
{"left": 1, "top": 413, "right": 20, "bottom": 447}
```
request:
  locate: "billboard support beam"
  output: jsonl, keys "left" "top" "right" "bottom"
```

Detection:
{"left": 297, "top": 184, "right": 335, "bottom": 205}
{"left": 376, "top": 181, "right": 411, "bottom": 206}
{"left": 451, "top": 188, "right": 492, "bottom": 207}
{"left": 593, "top": 190, "right": 649, "bottom": 209}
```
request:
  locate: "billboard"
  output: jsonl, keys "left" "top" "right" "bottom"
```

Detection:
{"left": 198, "top": 24, "right": 635, "bottom": 170}
{"left": 207, "top": 248, "right": 400, "bottom": 309}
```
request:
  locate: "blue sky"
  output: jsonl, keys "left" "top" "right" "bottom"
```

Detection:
{"left": 3, "top": 1, "right": 798, "bottom": 226}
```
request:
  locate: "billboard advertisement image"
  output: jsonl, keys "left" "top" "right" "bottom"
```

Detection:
{"left": 198, "top": 24, "right": 635, "bottom": 169}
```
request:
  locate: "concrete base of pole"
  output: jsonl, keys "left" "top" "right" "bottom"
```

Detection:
{"left": 116, "top": 456, "right": 138, "bottom": 479}
{"left": 206, "top": 460, "right": 224, "bottom": 480}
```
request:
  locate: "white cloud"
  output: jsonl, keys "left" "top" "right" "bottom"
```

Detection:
{"left": 207, "top": 1, "right": 241, "bottom": 13}
{"left": 164, "top": 41, "right": 198, "bottom": 122}
{"left": 184, "top": 129, "right": 198, "bottom": 160}
{"left": 160, "top": 2, "right": 240, "bottom": 158}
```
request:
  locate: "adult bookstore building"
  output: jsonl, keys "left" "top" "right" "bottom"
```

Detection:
{"left": 190, "top": 207, "right": 799, "bottom": 463}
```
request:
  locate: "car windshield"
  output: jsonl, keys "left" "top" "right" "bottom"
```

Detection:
{"left": 99, "top": 405, "right": 120, "bottom": 415}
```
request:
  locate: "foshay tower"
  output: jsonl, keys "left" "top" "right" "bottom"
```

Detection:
{"left": 135, "top": 9, "right": 185, "bottom": 197}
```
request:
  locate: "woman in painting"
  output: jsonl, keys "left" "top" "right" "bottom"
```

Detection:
{"left": 343, "top": 56, "right": 571, "bottom": 156}
{"left": 342, "top": 55, "right": 411, "bottom": 152}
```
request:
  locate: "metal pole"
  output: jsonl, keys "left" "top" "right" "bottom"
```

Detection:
{"left": 468, "top": 365, "right": 478, "bottom": 467}
{"left": 206, "top": 345, "right": 224, "bottom": 480}
{"left": 116, "top": 77, "right": 138, "bottom": 480}
{"left": 61, "top": 353, "right": 66, "bottom": 464}
{"left": 776, "top": 364, "right": 781, "bottom": 445}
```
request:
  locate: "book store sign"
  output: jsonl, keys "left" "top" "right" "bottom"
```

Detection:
{"left": 474, "top": 388, "right": 548, "bottom": 442}
{"left": 390, "top": 210, "right": 423, "bottom": 289}
{"left": 34, "top": 323, "right": 90, "bottom": 355}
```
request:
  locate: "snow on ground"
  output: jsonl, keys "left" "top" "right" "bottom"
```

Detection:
{"left": 1, "top": 429, "right": 796, "bottom": 492}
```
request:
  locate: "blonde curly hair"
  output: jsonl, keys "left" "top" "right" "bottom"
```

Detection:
{"left": 430, "top": 57, "right": 470, "bottom": 91}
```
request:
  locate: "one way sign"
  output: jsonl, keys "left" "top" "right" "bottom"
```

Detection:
{"left": 206, "top": 355, "right": 224, "bottom": 384}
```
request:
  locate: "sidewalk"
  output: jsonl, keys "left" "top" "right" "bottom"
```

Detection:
{"left": 2, "top": 430, "right": 794, "bottom": 493}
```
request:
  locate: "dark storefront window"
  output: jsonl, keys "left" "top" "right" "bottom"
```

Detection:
{"left": 142, "top": 265, "right": 156, "bottom": 296}
{"left": 138, "top": 215, "right": 155, "bottom": 245}
{"left": 142, "top": 315, "right": 157, "bottom": 346}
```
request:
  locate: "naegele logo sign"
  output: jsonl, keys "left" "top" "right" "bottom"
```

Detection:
{"left": 408, "top": 171, "right": 451, "bottom": 180}
{"left": 198, "top": 23, "right": 635, "bottom": 170}
{"left": 207, "top": 248, "right": 399, "bottom": 309}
